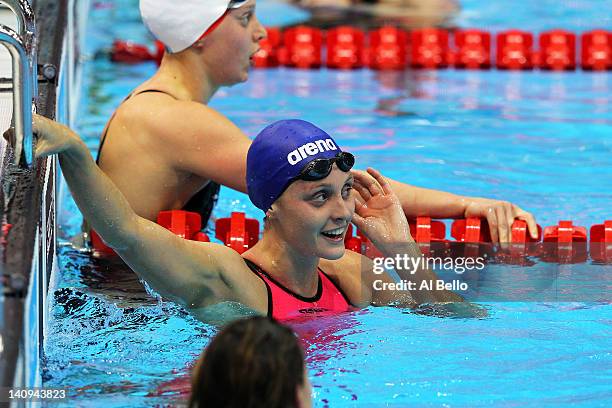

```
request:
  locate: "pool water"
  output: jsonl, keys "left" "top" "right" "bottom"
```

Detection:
{"left": 45, "top": 0, "right": 611, "bottom": 407}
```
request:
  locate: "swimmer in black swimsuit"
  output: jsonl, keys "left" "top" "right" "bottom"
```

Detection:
{"left": 96, "top": 89, "right": 219, "bottom": 226}
{"left": 97, "top": 0, "right": 537, "bottom": 244}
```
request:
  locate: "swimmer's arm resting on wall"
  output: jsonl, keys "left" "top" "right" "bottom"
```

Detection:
{"left": 30, "top": 115, "right": 245, "bottom": 310}
{"left": 353, "top": 170, "right": 539, "bottom": 244}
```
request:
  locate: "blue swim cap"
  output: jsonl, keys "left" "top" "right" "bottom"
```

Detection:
{"left": 247, "top": 119, "right": 344, "bottom": 211}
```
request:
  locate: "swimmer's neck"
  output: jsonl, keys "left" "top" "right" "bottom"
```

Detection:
{"left": 244, "top": 234, "right": 320, "bottom": 297}
{"left": 152, "top": 52, "right": 220, "bottom": 103}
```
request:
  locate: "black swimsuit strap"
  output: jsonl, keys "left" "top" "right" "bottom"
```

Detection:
{"left": 243, "top": 258, "right": 274, "bottom": 317}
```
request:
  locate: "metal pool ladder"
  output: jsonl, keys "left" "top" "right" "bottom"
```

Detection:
{"left": 0, "top": 0, "right": 36, "bottom": 166}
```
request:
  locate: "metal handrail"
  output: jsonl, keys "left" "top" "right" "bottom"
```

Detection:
{"left": 0, "top": 24, "right": 33, "bottom": 165}
{"left": 0, "top": 1, "right": 35, "bottom": 43}
{"left": 0, "top": 0, "right": 37, "bottom": 99}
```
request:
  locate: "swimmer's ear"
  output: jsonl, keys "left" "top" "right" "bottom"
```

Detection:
{"left": 190, "top": 38, "right": 208, "bottom": 53}
{"left": 265, "top": 208, "right": 274, "bottom": 219}
{"left": 265, "top": 205, "right": 278, "bottom": 221}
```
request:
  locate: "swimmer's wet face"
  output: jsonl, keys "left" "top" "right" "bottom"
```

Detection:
{"left": 247, "top": 119, "right": 356, "bottom": 259}
{"left": 271, "top": 166, "right": 355, "bottom": 260}
{"left": 199, "top": 0, "right": 267, "bottom": 85}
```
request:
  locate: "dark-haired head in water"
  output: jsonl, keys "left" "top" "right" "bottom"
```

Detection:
{"left": 189, "top": 316, "right": 311, "bottom": 408}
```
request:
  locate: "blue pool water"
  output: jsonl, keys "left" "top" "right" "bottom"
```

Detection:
{"left": 46, "top": 0, "right": 611, "bottom": 406}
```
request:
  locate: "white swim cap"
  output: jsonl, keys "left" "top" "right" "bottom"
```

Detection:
{"left": 140, "top": 0, "right": 249, "bottom": 53}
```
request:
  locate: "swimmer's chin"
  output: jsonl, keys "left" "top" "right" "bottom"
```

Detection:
{"left": 319, "top": 247, "right": 346, "bottom": 261}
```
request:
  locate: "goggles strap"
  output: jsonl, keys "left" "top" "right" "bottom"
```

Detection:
{"left": 194, "top": 9, "right": 230, "bottom": 43}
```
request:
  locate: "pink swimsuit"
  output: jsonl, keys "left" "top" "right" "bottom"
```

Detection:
{"left": 244, "top": 259, "right": 352, "bottom": 320}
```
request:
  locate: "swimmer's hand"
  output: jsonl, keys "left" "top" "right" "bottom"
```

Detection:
{"left": 462, "top": 197, "right": 538, "bottom": 244}
{"left": 31, "top": 114, "right": 84, "bottom": 158}
{"left": 351, "top": 167, "right": 413, "bottom": 251}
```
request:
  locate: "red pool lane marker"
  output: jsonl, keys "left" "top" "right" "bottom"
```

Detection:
{"left": 280, "top": 26, "right": 323, "bottom": 69}
{"left": 410, "top": 217, "right": 446, "bottom": 256}
{"left": 542, "top": 220, "right": 588, "bottom": 263}
{"left": 111, "top": 40, "right": 156, "bottom": 64}
{"left": 453, "top": 29, "right": 492, "bottom": 69}
{"left": 92, "top": 210, "right": 211, "bottom": 256}
{"left": 409, "top": 217, "right": 446, "bottom": 243}
{"left": 1, "top": 223, "right": 12, "bottom": 248}
{"left": 590, "top": 220, "right": 612, "bottom": 262}
{"left": 514, "top": 220, "right": 542, "bottom": 241}
{"left": 451, "top": 217, "right": 492, "bottom": 243}
{"left": 410, "top": 28, "right": 450, "bottom": 69}
{"left": 90, "top": 229, "right": 117, "bottom": 256}
{"left": 366, "top": 26, "right": 408, "bottom": 70}
{"left": 539, "top": 30, "right": 577, "bottom": 71}
{"left": 89, "top": 210, "right": 612, "bottom": 264}
{"left": 581, "top": 30, "right": 612, "bottom": 71}
{"left": 113, "top": 27, "right": 612, "bottom": 71}
{"left": 193, "top": 231, "right": 210, "bottom": 242}
{"left": 543, "top": 220, "right": 587, "bottom": 243}
{"left": 344, "top": 223, "right": 362, "bottom": 253}
{"left": 157, "top": 210, "right": 202, "bottom": 239}
{"left": 496, "top": 30, "right": 535, "bottom": 70}
{"left": 343, "top": 224, "right": 384, "bottom": 258}
{"left": 326, "top": 26, "right": 365, "bottom": 70}
{"left": 215, "top": 212, "right": 259, "bottom": 254}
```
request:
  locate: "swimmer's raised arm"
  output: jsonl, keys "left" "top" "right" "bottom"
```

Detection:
{"left": 32, "top": 115, "right": 239, "bottom": 308}
{"left": 351, "top": 168, "right": 463, "bottom": 304}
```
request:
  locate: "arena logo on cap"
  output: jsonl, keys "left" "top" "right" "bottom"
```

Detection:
{"left": 287, "top": 139, "right": 338, "bottom": 166}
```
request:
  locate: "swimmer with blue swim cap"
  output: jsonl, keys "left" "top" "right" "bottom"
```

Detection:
{"left": 97, "top": 0, "right": 537, "bottom": 245}
{"left": 31, "top": 115, "right": 464, "bottom": 322}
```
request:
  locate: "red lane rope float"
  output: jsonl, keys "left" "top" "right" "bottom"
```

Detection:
{"left": 90, "top": 210, "right": 210, "bottom": 256}
{"left": 590, "top": 220, "right": 612, "bottom": 263}
{"left": 539, "top": 30, "right": 577, "bottom": 71}
{"left": 365, "top": 26, "right": 408, "bottom": 70}
{"left": 110, "top": 40, "right": 164, "bottom": 65}
{"left": 254, "top": 26, "right": 610, "bottom": 71}
{"left": 411, "top": 28, "right": 449, "bottom": 69}
{"left": 112, "top": 27, "right": 611, "bottom": 71}
{"left": 279, "top": 26, "right": 323, "bottom": 69}
{"left": 326, "top": 26, "right": 365, "bottom": 69}
{"left": 452, "top": 29, "right": 491, "bottom": 69}
{"left": 89, "top": 210, "right": 610, "bottom": 264}
{"left": 157, "top": 210, "right": 210, "bottom": 242}
{"left": 215, "top": 212, "right": 259, "bottom": 254}
{"left": 496, "top": 30, "right": 534, "bottom": 70}
{"left": 542, "top": 220, "right": 588, "bottom": 263}
{"left": 581, "top": 30, "right": 612, "bottom": 70}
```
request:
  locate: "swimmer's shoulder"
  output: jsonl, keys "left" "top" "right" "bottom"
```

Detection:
{"left": 117, "top": 92, "right": 248, "bottom": 145}
{"left": 184, "top": 241, "right": 268, "bottom": 312}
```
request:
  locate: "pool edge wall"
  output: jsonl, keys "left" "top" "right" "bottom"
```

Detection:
{"left": 0, "top": 0, "right": 88, "bottom": 401}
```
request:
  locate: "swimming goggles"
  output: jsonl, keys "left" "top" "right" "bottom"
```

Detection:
{"left": 297, "top": 152, "right": 355, "bottom": 181}
{"left": 228, "top": 0, "right": 249, "bottom": 8}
